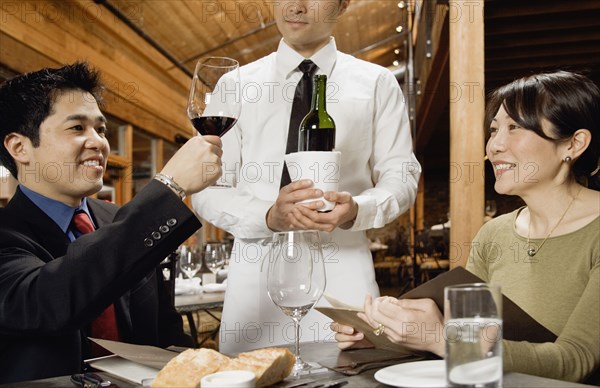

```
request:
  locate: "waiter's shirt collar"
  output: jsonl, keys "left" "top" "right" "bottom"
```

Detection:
{"left": 276, "top": 37, "right": 338, "bottom": 79}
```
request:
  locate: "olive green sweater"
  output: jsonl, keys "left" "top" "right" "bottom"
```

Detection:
{"left": 467, "top": 208, "right": 599, "bottom": 382}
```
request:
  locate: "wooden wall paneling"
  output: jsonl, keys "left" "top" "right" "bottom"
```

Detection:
{"left": 1, "top": 1, "right": 193, "bottom": 141}
{"left": 0, "top": 32, "right": 59, "bottom": 73}
{"left": 75, "top": 1, "right": 191, "bottom": 88}
{"left": 122, "top": 124, "right": 133, "bottom": 204}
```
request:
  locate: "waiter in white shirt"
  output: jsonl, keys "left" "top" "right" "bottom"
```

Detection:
{"left": 192, "top": 0, "right": 421, "bottom": 353}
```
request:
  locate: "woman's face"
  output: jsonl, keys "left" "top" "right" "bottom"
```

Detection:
{"left": 486, "top": 105, "right": 566, "bottom": 196}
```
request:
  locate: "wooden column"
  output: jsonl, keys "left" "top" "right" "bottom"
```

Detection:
{"left": 449, "top": 0, "right": 486, "bottom": 268}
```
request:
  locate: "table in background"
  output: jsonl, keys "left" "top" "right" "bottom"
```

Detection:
{"left": 174, "top": 291, "right": 224, "bottom": 347}
{"left": 7, "top": 342, "right": 595, "bottom": 388}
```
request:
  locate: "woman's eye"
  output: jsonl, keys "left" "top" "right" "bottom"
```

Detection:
{"left": 488, "top": 126, "right": 498, "bottom": 134}
{"left": 508, "top": 124, "right": 521, "bottom": 130}
{"left": 97, "top": 126, "right": 107, "bottom": 136}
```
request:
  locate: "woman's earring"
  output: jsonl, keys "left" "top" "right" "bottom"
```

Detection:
{"left": 564, "top": 156, "right": 572, "bottom": 163}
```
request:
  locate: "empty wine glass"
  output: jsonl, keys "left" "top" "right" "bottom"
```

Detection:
{"left": 267, "top": 230, "right": 326, "bottom": 375}
{"left": 187, "top": 57, "right": 241, "bottom": 187}
{"left": 485, "top": 200, "right": 497, "bottom": 218}
{"left": 204, "top": 242, "right": 226, "bottom": 275}
{"left": 220, "top": 241, "right": 232, "bottom": 267}
{"left": 178, "top": 246, "right": 202, "bottom": 290}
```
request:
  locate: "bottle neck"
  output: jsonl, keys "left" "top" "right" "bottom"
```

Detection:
{"left": 310, "top": 75, "right": 327, "bottom": 112}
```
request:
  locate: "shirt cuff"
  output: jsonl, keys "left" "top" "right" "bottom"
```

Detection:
{"left": 345, "top": 195, "right": 377, "bottom": 231}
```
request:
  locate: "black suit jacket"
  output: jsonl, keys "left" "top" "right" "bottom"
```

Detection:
{"left": 0, "top": 180, "right": 200, "bottom": 383}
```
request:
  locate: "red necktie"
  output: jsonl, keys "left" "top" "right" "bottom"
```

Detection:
{"left": 72, "top": 211, "right": 120, "bottom": 352}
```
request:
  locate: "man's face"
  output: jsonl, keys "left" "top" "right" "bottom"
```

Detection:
{"left": 19, "top": 90, "right": 109, "bottom": 206}
{"left": 274, "top": 0, "right": 349, "bottom": 56}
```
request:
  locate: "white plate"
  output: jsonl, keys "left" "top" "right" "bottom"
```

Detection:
{"left": 374, "top": 360, "right": 446, "bottom": 388}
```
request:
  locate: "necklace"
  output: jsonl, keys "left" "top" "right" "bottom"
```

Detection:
{"left": 526, "top": 187, "right": 582, "bottom": 257}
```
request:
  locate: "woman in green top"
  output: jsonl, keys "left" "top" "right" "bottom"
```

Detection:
{"left": 332, "top": 71, "right": 600, "bottom": 383}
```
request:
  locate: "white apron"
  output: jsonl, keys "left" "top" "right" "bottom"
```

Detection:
{"left": 219, "top": 229, "right": 379, "bottom": 353}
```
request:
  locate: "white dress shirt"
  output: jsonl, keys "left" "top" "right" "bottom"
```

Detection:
{"left": 192, "top": 38, "right": 420, "bottom": 352}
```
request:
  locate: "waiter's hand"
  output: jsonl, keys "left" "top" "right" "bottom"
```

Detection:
{"left": 266, "top": 180, "right": 324, "bottom": 231}
{"left": 288, "top": 190, "right": 358, "bottom": 232}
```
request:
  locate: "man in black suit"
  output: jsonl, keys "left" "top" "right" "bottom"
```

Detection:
{"left": 0, "top": 62, "right": 222, "bottom": 383}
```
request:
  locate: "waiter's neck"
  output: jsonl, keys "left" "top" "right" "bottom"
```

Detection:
{"left": 284, "top": 37, "right": 330, "bottom": 59}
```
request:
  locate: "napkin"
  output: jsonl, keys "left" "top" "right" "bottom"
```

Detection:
{"left": 174, "top": 277, "right": 203, "bottom": 295}
{"left": 203, "top": 280, "right": 227, "bottom": 293}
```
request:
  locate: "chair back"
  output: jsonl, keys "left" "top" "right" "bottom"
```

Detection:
{"left": 159, "top": 251, "right": 178, "bottom": 304}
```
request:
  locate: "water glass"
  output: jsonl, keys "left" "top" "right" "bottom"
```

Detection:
{"left": 444, "top": 283, "right": 503, "bottom": 387}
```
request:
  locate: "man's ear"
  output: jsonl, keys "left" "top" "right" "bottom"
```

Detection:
{"left": 4, "top": 133, "right": 31, "bottom": 164}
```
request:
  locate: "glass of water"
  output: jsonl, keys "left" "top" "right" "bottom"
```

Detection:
{"left": 444, "top": 283, "right": 503, "bottom": 387}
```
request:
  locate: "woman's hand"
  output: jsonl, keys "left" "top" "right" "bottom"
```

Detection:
{"left": 330, "top": 322, "right": 374, "bottom": 350}
{"left": 358, "top": 295, "right": 445, "bottom": 357}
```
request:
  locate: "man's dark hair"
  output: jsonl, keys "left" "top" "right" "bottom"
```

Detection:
{"left": 0, "top": 62, "right": 104, "bottom": 177}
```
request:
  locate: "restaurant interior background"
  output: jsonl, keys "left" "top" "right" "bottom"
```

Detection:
{"left": 1, "top": 0, "right": 599, "bottom": 294}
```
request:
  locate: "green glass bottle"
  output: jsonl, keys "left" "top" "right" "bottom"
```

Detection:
{"left": 298, "top": 74, "right": 336, "bottom": 151}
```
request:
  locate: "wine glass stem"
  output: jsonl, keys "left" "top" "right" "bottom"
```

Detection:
{"left": 294, "top": 318, "right": 302, "bottom": 362}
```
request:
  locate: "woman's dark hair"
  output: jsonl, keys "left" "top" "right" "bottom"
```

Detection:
{"left": 0, "top": 62, "right": 104, "bottom": 177}
{"left": 485, "top": 71, "right": 600, "bottom": 190}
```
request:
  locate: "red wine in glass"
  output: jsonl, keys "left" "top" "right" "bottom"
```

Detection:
{"left": 187, "top": 57, "right": 240, "bottom": 186}
{"left": 191, "top": 116, "right": 237, "bottom": 137}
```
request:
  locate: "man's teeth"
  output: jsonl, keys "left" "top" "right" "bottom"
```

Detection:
{"left": 495, "top": 163, "right": 516, "bottom": 170}
{"left": 83, "top": 160, "right": 100, "bottom": 167}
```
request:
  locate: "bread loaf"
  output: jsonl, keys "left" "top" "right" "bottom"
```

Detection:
{"left": 222, "top": 348, "right": 295, "bottom": 387}
{"left": 151, "top": 347, "right": 294, "bottom": 387}
{"left": 151, "top": 348, "right": 230, "bottom": 387}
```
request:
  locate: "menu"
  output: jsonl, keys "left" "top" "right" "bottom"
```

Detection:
{"left": 316, "top": 267, "right": 557, "bottom": 352}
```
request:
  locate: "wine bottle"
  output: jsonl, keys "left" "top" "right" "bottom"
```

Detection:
{"left": 298, "top": 74, "right": 336, "bottom": 151}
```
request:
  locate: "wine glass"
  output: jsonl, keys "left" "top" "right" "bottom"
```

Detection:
{"left": 178, "top": 246, "right": 202, "bottom": 290}
{"left": 204, "top": 242, "right": 226, "bottom": 276}
{"left": 267, "top": 230, "right": 326, "bottom": 375}
{"left": 187, "top": 56, "right": 241, "bottom": 187}
{"left": 485, "top": 200, "right": 497, "bottom": 218}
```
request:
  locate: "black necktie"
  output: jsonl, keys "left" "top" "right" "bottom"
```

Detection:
{"left": 280, "top": 60, "right": 318, "bottom": 187}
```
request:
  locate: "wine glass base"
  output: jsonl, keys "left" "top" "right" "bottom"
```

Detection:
{"left": 291, "top": 361, "right": 327, "bottom": 376}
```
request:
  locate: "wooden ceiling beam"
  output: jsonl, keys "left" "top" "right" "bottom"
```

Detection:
{"left": 486, "top": 54, "right": 600, "bottom": 72}
{"left": 486, "top": 12, "right": 600, "bottom": 35}
{"left": 487, "top": 29, "right": 600, "bottom": 49}
{"left": 486, "top": 0, "right": 600, "bottom": 18}
{"left": 486, "top": 42, "right": 600, "bottom": 61}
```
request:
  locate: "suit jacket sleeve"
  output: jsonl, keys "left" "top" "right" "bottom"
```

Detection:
{"left": 0, "top": 180, "right": 201, "bottom": 335}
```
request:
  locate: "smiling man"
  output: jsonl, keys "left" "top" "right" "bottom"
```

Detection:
{"left": 0, "top": 62, "right": 223, "bottom": 383}
{"left": 192, "top": 0, "right": 421, "bottom": 353}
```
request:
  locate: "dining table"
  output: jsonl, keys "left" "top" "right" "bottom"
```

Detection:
{"left": 174, "top": 290, "right": 225, "bottom": 347}
{"left": 4, "top": 342, "right": 595, "bottom": 388}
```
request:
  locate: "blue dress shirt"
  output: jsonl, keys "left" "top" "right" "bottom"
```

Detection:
{"left": 19, "top": 185, "right": 95, "bottom": 241}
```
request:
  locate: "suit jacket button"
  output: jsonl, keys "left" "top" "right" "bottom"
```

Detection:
{"left": 152, "top": 231, "right": 162, "bottom": 240}
{"left": 144, "top": 238, "right": 154, "bottom": 247}
{"left": 166, "top": 218, "right": 177, "bottom": 227}
{"left": 159, "top": 225, "right": 170, "bottom": 233}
